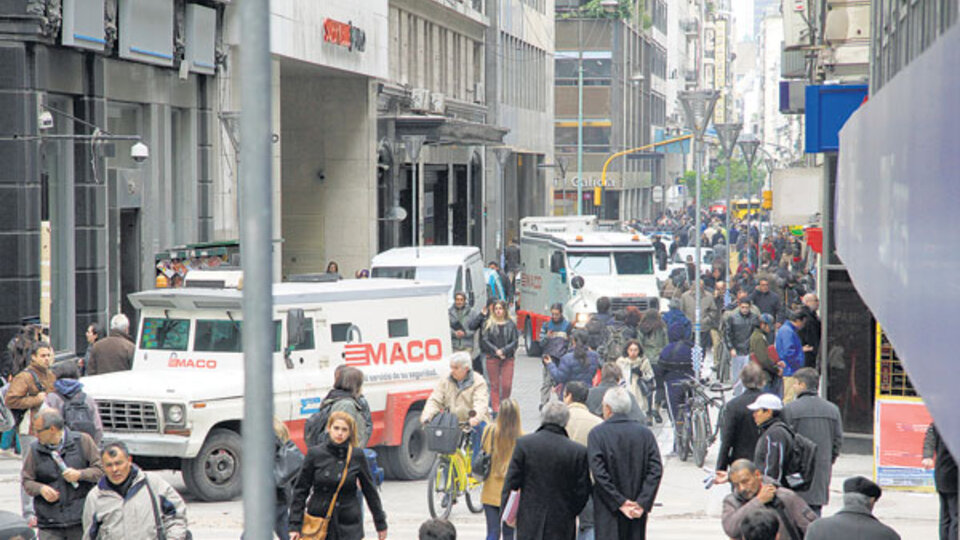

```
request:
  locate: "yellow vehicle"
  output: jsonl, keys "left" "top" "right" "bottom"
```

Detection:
{"left": 731, "top": 199, "right": 763, "bottom": 220}
{"left": 427, "top": 427, "right": 484, "bottom": 518}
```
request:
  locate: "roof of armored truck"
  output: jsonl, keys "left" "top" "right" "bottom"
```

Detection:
{"left": 130, "top": 278, "right": 451, "bottom": 311}
{"left": 523, "top": 231, "right": 654, "bottom": 248}
{"left": 371, "top": 246, "right": 482, "bottom": 267}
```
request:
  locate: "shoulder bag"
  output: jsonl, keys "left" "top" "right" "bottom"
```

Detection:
{"left": 301, "top": 445, "right": 353, "bottom": 540}
{"left": 472, "top": 425, "right": 494, "bottom": 480}
{"left": 144, "top": 475, "right": 193, "bottom": 540}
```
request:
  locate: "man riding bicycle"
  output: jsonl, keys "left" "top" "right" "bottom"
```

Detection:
{"left": 421, "top": 352, "right": 491, "bottom": 455}
{"left": 660, "top": 322, "right": 695, "bottom": 452}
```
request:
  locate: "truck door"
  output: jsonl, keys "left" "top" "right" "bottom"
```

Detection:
{"left": 277, "top": 315, "right": 323, "bottom": 440}
{"left": 547, "top": 250, "right": 569, "bottom": 313}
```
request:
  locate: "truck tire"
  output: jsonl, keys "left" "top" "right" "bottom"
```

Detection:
{"left": 524, "top": 322, "right": 541, "bottom": 358}
{"left": 382, "top": 411, "right": 435, "bottom": 480}
{"left": 182, "top": 428, "right": 243, "bottom": 502}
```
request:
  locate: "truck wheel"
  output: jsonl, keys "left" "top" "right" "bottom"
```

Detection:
{"left": 524, "top": 322, "right": 541, "bottom": 358}
{"left": 382, "top": 411, "right": 435, "bottom": 480}
{"left": 182, "top": 428, "right": 242, "bottom": 502}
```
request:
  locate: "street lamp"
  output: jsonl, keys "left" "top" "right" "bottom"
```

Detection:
{"left": 494, "top": 146, "right": 511, "bottom": 269}
{"left": 402, "top": 134, "right": 426, "bottom": 256}
{"left": 678, "top": 89, "right": 719, "bottom": 376}
{"left": 738, "top": 133, "right": 761, "bottom": 270}
{"left": 538, "top": 157, "right": 569, "bottom": 214}
{"left": 714, "top": 121, "right": 742, "bottom": 290}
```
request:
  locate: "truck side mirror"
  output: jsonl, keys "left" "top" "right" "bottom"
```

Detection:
{"left": 287, "top": 308, "right": 306, "bottom": 347}
{"left": 549, "top": 252, "right": 563, "bottom": 273}
{"left": 468, "top": 291, "right": 476, "bottom": 307}
{"left": 571, "top": 275, "right": 585, "bottom": 290}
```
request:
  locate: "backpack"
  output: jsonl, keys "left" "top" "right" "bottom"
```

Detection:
{"left": 62, "top": 391, "right": 98, "bottom": 439}
{"left": 599, "top": 324, "right": 631, "bottom": 363}
{"left": 304, "top": 400, "right": 337, "bottom": 447}
{"left": 584, "top": 317, "right": 610, "bottom": 351}
{"left": 780, "top": 423, "right": 818, "bottom": 492}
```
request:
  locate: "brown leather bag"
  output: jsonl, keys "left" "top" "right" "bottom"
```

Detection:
{"left": 301, "top": 445, "right": 353, "bottom": 540}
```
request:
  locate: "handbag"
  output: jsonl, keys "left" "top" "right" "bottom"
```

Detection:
{"left": 273, "top": 439, "right": 305, "bottom": 488}
{"left": 301, "top": 445, "right": 353, "bottom": 540}
{"left": 472, "top": 425, "right": 493, "bottom": 480}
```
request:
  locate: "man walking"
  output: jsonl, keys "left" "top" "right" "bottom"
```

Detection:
{"left": 82, "top": 441, "right": 189, "bottom": 539}
{"left": 751, "top": 315, "right": 781, "bottom": 396}
{"left": 501, "top": 401, "right": 591, "bottom": 539}
{"left": 797, "top": 294, "right": 821, "bottom": 369}
{"left": 87, "top": 314, "right": 135, "bottom": 376}
{"left": 721, "top": 459, "right": 817, "bottom": 540}
{"left": 750, "top": 278, "right": 783, "bottom": 326}
{"left": 588, "top": 387, "right": 663, "bottom": 539}
{"left": 563, "top": 381, "right": 602, "bottom": 540}
{"left": 716, "top": 363, "right": 767, "bottom": 476}
{"left": 539, "top": 304, "right": 573, "bottom": 406}
{"left": 782, "top": 368, "right": 842, "bottom": 516}
{"left": 923, "top": 422, "right": 958, "bottom": 540}
{"left": 724, "top": 298, "right": 760, "bottom": 389}
{"left": 805, "top": 476, "right": 900, "bottom": 539}
{"left": 747, "top": 394, "right": 794, "bottom": 486}
{"left": 21, "top": 410, "right": 102, "bottom": 540}
{"left": 775, "top": 312, "right": 809, "bottom": 403}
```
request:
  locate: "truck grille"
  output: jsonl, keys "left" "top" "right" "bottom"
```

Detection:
{"left": 611, "top": 297, "right": 659, "bottom": 312}
{"left": 96, "top": 400, "right": 160, "bottom": 433}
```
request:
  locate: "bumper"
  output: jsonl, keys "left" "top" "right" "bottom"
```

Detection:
{"left": 101, "top": 432, "right": 194, "bottom": 458}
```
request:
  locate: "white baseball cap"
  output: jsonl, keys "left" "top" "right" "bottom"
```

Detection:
{"left": 747, "top": 393, "right": 783, "bottom": 411}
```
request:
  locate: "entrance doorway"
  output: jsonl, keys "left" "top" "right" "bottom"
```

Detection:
{"left": 119, "top": 209, "right": 140, "bottom": 331}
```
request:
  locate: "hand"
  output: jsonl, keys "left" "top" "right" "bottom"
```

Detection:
{"left": 757, "top": 484, "right": 776, "bottom": 504}
{"left": 714, "top": 470, "right": 728, "bottom": 484}
{"left": 777, "top": 360, "right": 785, "bottom": 368}
{"left": 619, "top": 500, "right": 642, "bottom": 519}
{"left": 922, "top": 458, "right": 935, "bottom": 469}
{"left": 468, "top": 416, "right": 480, "bottom": 428}
{"left": 289, "top": 533, "right": 301, "bottom": 540}
{"left": 378, "top": 530, "right": 388, "bottom": 540}
{"left": 496, "top": 349, "right": 504, "bottom": 358}
{"left": 40, "top": 485, "right": 59, "bottom": 503}
{"left": 802, "top": 345, "right": 813, "bottom": 352}
{"left": 62, "top": 468, "right": 81, "bottom": 483}
{"left": 36, "top": 391, "right": 47, "bottom": 402}
{"left": 455, "top": 330, "right": 465, "bottom": 338}
{"left": 542, "top": 355, "right": 551, "bottom": 365}
{"left": 730, "top": 349, "right": 737, "bottom": 358}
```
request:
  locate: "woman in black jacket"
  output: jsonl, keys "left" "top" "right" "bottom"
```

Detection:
{"left": 480, "top": 300, "right": 519, "bottom": 415}
{"left": 289, "top": 412, "right": 387, "bottom": 540}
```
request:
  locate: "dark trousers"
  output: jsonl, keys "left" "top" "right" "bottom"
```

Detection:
{"left": 483, "top": 504, "right": 515, "bottom": 540}
{"left": 39, "top": 526, "right": 83, "bottom": 540}
{"left": 808, "top": 504, "right": 822, "bottom": 517}
{"left": 940, "top": 491, "right": 958, "bottom": 540}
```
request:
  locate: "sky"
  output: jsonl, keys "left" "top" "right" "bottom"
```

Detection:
{"left": 733, "top": 0, "right": 754, "bottom": 41}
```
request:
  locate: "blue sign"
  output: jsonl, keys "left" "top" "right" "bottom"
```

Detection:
{"left": 804, "top": 84, "right": 868, "bottom": 153}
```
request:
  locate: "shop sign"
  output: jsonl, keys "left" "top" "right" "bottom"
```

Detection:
{"left": 323, "top": 18, "right": 366, "bottom": 52}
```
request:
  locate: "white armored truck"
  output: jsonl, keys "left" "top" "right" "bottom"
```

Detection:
{"left": 81, "top": 275, "right": 450, "bottom": 501}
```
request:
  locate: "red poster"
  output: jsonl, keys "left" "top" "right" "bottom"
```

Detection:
{"left": 875, "top": 400, "right": 935, "bottom": 489}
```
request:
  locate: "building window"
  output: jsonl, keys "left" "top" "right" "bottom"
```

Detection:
{"left": 555, "top": 52, "right": 613, "bottom": 86}
{"left": 555, "top": 124, "right": 612, "bottom": 153}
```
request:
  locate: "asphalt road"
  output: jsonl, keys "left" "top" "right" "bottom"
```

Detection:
{"left": 0, "top": 349, "right": 939, "bottom": 538}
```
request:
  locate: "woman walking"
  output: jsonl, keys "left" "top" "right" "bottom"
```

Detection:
{"left": 481, "top": 399, "right": 522, "bottom": 540}
{"left": 615, "top": 340, "right": 656, "bottom": 423}
{"left": 289, "top": 412, "right": 387, "bottom": 540}
{"left": 480, "top": 301, "right": 518, "bottom": 414}
{"left": 543, "top": 329, "right": 600, "bottom": 398}
{"left": 638, "top": 308, "right": 668, "bottom": 424}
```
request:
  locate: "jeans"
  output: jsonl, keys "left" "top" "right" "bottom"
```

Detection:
{"left": 486, "top": 356, "right": 515, "bottom": 412}
{"left": 577, "top": 526, "right": 595, "bottom": 540}
{"left": 483, "top": 504, "right": 515, "bottom": 540}
{"left": 540, "top": 363, "right": 557, "bottom": 407}
{"left": 940, "top": 491, "right": 958, "bottom": 540}
{"left": 763, "top": 374, "right": 783, "bottom": 397}
{"left": 730, "top": 356, "right": 749, "bottom": 397}
{"left": 471, "top": 422, "right": 486, "bottom": 458}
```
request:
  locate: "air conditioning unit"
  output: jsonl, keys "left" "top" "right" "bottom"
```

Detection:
{"left": 824, "top": 4, "right": 870, "bottom": 43}
{"left": 430, "top": 92, "right": 446, "bottom": 114}
{"left": 473, "top": 82, "right": 484, "bottom": 104}
{"left": 410, "top": 88, "right": 430, "bottom": 112}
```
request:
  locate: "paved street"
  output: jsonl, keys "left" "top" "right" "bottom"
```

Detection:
{"left": 0, "top": 354, "right": 940, "bottom": 538}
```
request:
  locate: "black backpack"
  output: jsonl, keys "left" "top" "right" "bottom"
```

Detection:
{"left": 780, "top": 423, "right": 818, "bottom": 492}
{"left": 62, "top": 391, "right": 98, "bottom": 440}
{"left": 599, "top": 324, "right": 631, "bottom": 363}
{"left": 304, "top": 401, "right": 337, "bottom": 448}
{"left": 584, "top": 317, "right": 610, "bottom": 351}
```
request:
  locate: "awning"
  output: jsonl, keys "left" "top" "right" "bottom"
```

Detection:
{"left": 393, "top": 115, "right": 509, "bottom": 146}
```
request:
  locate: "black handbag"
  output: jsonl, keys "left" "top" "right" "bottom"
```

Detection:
{"left": 472, "top": 426, "right": 494, "bottom": 480}
{"left": 274, "top": 439, "right": 305, "bottom": 488}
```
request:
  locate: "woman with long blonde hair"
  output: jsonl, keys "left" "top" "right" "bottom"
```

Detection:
{"left": 480, "top": 399, "right": 522, "bottom": 540}
{"left": 479, "top": 301, "right": 519, "bottom": 414}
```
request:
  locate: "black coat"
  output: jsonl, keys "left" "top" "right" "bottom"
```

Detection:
{"left": 924, "top": 424, "right": 958, "bottom": 494}
{"left": 716, "top": 388, "right": 764, "bottom": 471}
{"left": 501, "top": 423, "right": 591, "bottom": 540}
{"left": 797, "top": 306, "right": 821, "bottom": 368}
{"left": 480, "top": 321, "right": 519, "bottom": 358}
{"left": 587, "top": 414, "right": 663, "bottom": 540}
{"left": 289, "top": 440, "right": 386, "bottom": 539}
{"left": 587, "top": 382, "right": 646, "bottom": 423}
{"left": 750, "top": 290, "right": 783, "bottom": 323}
{"left": 754, "top": 418, "right": 795, "bottom": 486}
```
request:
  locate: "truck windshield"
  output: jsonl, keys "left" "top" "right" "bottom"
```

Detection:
{"left": 140, "top": 318, "right": 190, "bottom": 351}
{"left": 567, "top": 252, "right": 612, "bottom": 275}
{"left": 614, "top": 252, "right": 654, "bottom": 275}
{"left": 372, "top": 265, "right": 460, "bottom": 288}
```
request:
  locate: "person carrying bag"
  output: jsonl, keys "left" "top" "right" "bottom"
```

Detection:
{"left": 301, "top": 446, "right": 352, "bottom": 540}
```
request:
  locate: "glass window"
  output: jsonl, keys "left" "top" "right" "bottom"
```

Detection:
{"left": 416, "top": 266, "right": 459, "bottom": 286}
{"left": 388, "top": 319, "right": 409, "bottom": 338}
{"left": 371, "top": 266, "right": 417, "bottom": 279}
{"left": 614, "top": 252, "right": 654, "bottom": 275}
{"left": 288, "top": 318, "right": 315, "bottom": 351}
{"left": 140, "top": 318, "right": 190, "bottom": 351}
{"left": 331, "top": 323, "right": 352, "bottom": 343}
{"left": 567, "top": 252, "right": 612, "bottom": 275}
{"left": 194, "top": 320, "right": 243, "bottom": 352}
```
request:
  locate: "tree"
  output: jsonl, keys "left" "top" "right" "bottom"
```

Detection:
{"left": 680, "top": 159, "right": 765, "bottom": 209}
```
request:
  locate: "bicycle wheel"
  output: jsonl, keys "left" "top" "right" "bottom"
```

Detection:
{"left": 427, "top": 458, "right": 454, "bottom": 519}
{"left": 677, "top": 410, "right": 692, "bottom": 462}
{"left": 692, "top": 408, "right": 710, "bottom": 468}
{"left": 464, "top": 474, "right": 484, "bottom": 513}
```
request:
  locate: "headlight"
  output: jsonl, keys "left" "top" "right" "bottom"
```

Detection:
{"left": 574, "top": 312, "right": 591, "bottom": 327}
{"left": 163, "top": 404, "right": 186, "bottom": 426}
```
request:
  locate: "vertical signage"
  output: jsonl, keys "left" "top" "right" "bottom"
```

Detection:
{"left": 713, "top": 19, "right": 727, "bottom": 124}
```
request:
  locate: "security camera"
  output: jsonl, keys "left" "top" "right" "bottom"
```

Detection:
{"left": 39, "top": 110, "right": 54, "bottom": 130}
{"left": 130, "top": 142, "right": 149, "bottom": 163}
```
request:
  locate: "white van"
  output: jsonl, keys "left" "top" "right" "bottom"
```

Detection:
{"left": 370, "top": 246, "right": 488, "bottom": 309}
{"left": 81, "top": 276, "right": 450, "bottom": 501}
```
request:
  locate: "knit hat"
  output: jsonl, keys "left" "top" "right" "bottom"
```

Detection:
{"left": 843, "top": 476, "right": 882, "bottom": 500}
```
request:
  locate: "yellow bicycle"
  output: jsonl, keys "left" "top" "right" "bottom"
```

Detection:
{"left": 427, "top": 428, "right": 484, "bottom": 519}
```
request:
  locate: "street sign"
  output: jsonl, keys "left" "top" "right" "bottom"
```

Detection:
{"left": 652, "top": 186, "right": 664, "bottom": 203}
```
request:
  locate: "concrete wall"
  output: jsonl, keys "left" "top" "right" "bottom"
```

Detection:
{"left": 280, "top": 71, "right": 377, "bottom": 279}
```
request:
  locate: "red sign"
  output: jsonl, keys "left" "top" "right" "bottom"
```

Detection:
{"left": 344, "top": 339, "right": 444, "bottom": 367}
{"left": 521, "top": 273, "right": 542, "bottom": 290}
{"left": 168, "top": 357, "right": 218, "bottom": 369}
{"left": 323, "top": 18, "right": 366, "bottom": 52}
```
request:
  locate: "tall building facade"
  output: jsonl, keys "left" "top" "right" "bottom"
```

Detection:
{"left": 553, "top": 1, "right": 666, "bottom": 220}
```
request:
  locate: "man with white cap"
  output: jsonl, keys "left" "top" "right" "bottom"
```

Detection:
{"left": 748, "top": 393, "right": 795, "bottom": 486}
{"left": 804, "top": 476, "right": 900, "bottom": 539}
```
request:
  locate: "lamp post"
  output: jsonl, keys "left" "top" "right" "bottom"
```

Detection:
{"left": 494, "top": 147, "right": 511, "bottom": 269}
{"left": 576, "top": 18, "right": 584, "bottom": 216}
{"left": 738, "top": 133, "right": 760, "bottom": 270}
{"left": 402, "top": 135, "right": 426, "bottom": 256}
{"left": 678, "top": 89, "right": 720, "bottom": 376}
{"left": 714, "top": 122, "right": 742, "bottom": 290}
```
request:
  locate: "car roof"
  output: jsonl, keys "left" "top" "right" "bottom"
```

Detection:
{"left": 371, "top": 246, "right": 481, "bottom": 266}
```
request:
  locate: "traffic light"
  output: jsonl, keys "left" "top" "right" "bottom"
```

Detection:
{"left": 762, "top": 190, "right": 773, "bottom": 210}
{"left": 594, "top": 186, "right": 602, "bottom": 205}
